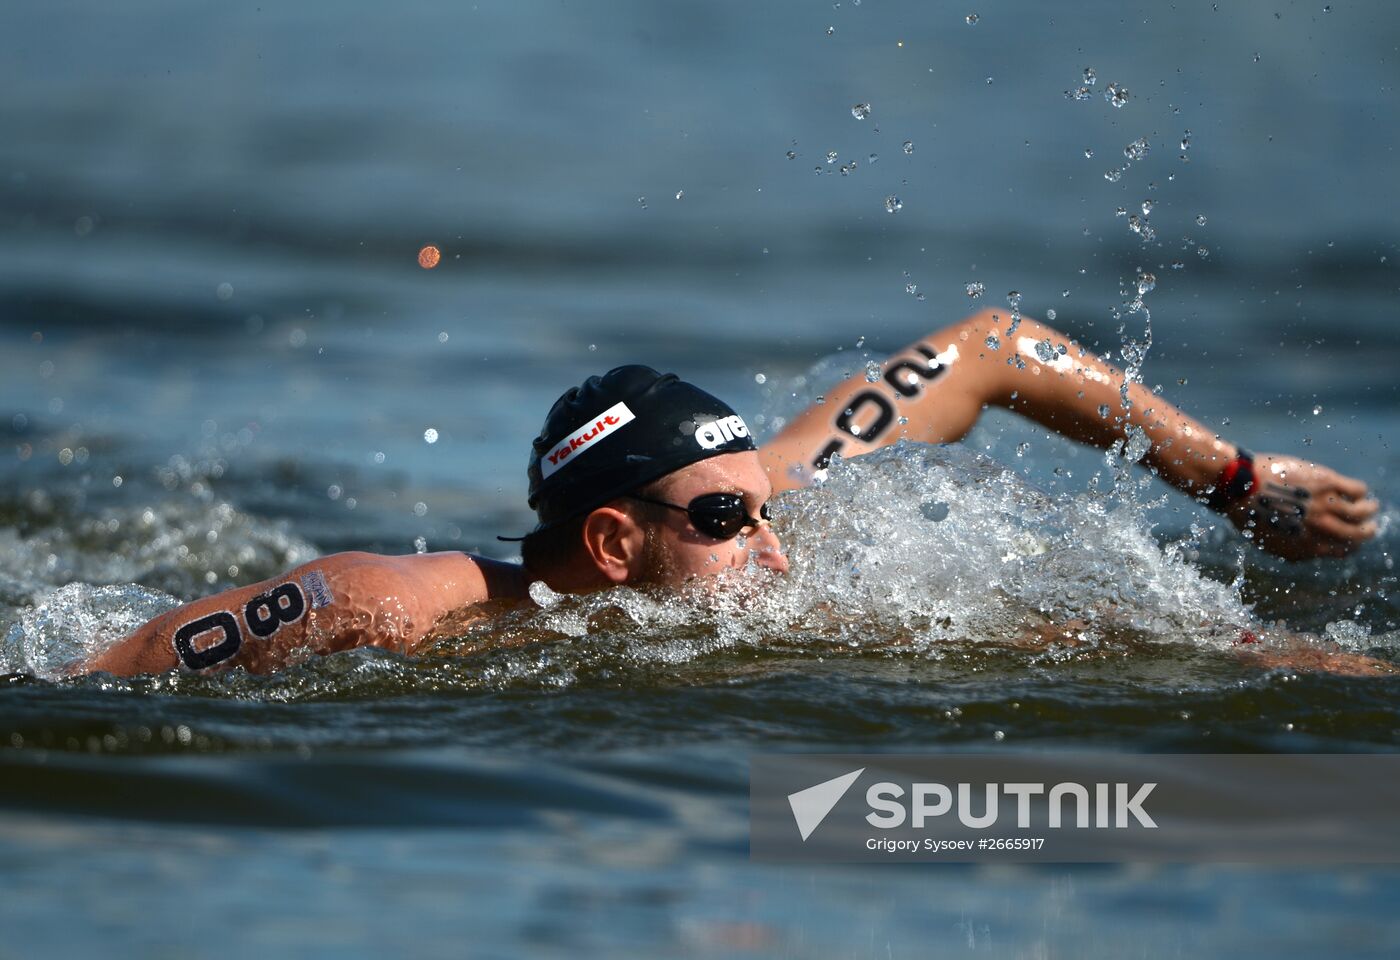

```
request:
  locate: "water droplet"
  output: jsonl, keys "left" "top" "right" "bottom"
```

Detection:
{"left": 1313, "top": 405, "right": 1323, "bottom": 416}
{"left": 423, "top": 428, "right": 439, "bottom": 444}
{"left": 1104, "top": 168, "right": 1124, "bottom": 183}
{"left": 1083, "top": 147, "right": 1094, "bottom": 158}
{"left": 1136, "top": 273, "right": 1156, "bottom": 295}
{"left": 588, "top": 343, "right": 597, "bottom": 351}
{"left": 1197, "top": 246, "right": 1210, "bottom": 259}
{"left": 851, "top": 102, "right": 872, "bottom": 120}
{"left": 413, "top": 502, "right": 428, "bottom": 517}
{"left": 826, "top": 25, "right": 835, "bottom": 35}
{"left": 1061, "top": 289, "right": 1070, "bottom": 297}
{"left": 905, "top": 281, "right": 919, "bottom": 296}
{"left": 438, "top": 331, "right": 449, "bottom": 343}
{"left": 1123, "top": 137, "right": 1150, "bottom": 162}
{"left": 414, "top": 536, "right": 428, "bottom": 552}
{"left": 1007, "top": 290, "right": 1022, "bottom": 307}
{"left": 902, "top": 140, "right": 914, "bottom": 155}
{"left": 1045, "top": 308, "right": 1057, "bottom": 320}
{"left": 674, "top": 189, "right": 684, "bottom": 200}
{"left": 965, "top": 280, "right": 985, "bottom": 299}
{"left": 1016, "top": 442, "right": 1030, "bottom": 457}
{"left": 1141, "top": 199, "right": 1154, "bottom": 216}
{"left": 1068, "top": 86, "right": 1093, "bottom": 101}
{"left": 865, "top": 361, "right": 881, "bottom": 382}
{"left": 984, "top": 333, "right": 1001, "bottom": 350}
{"left": 1195, "top": 214, "right": 1208, "bottom": 226}
{"left": 636, "top": 196, "right": 648, "bottom": 209}
{"left": 1252, "top": 52, "right": 1261, "bottom": 63}
{"left": 1115, "top": 207, "right": 1128, "bottom": 217}
{"left": 884, "top": 195, "right": 903, "bottom": 213}
{"left": 786, "top": 150, "right": 797, "bottom": 160}
{"left": 1126, "top": 215, "right": 1155, "bottom": 241}
{"left": 1180, "top": 129, "right": 1192, "bottom": 151}
{"left": 868, "top": 153, "right": 879, "bottom": 164}
{"left": 965, "top": 13, "right": 979, "bottom": 24}
{"left": 827, "top": 150, "right": 839, "bottom": 164}
{"left": 1033, "top": 339, "right": 1055, "bottom": 362}
{"left": 215, "top": 282, "right": 234, "bottom": 301}
{"left": 985, "top": 76, "right": 994, "bottom": 85}
{"left": 1171, "top": 260, "right": 1185, "bottom": 270}
{"left": 1083, "top": 67, "right": 1097, "bottom": 85}
{"left": 1098, "top": 404, "right": 1111, "bottom": 418}
{"left": 1105, "top": 82, "right": 1130, "bottom": 108}
{"left": 855, "top": 336, "right": 866, "bottom": 348}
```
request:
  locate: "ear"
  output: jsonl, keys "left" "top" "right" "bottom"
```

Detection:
{"left": 580, "top": 505, "right": 647, "bottom": 584}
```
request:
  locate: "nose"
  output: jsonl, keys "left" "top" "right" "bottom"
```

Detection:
{"left": 748, "top": 523, "right": 789, "bottom": 574}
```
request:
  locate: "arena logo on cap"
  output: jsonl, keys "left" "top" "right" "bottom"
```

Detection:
{"left": 541, "top": 401, "right": 636, "bottom": 478}
{"left": 694, "top": 414, "right": 750, "bottom": 450}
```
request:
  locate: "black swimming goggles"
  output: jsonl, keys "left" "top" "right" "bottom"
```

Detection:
{"left": 626, "top": 492, "right": 771, "bottom": 541}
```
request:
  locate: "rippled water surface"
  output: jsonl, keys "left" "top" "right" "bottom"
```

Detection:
{"left": 4, "top": 0, "right": 1400, "bottom": 956}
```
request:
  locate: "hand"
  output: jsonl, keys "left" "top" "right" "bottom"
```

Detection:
{"left": 1223, "top": 453, "right": 1380, "bottom": 560}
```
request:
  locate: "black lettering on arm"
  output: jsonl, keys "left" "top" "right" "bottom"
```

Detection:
{"left": 171, "top": 581, "right": 309, "bottom": 671}
{"left": 244, "top": 583, "right": 307, "bottom": 638}
{"left": 173, "top": 611, "right": 243, "bottom": 671}
{"left": 810, "top": 340, "right": 950, "bottom": 472}
{"left": 1255, "top": 482, "right": 1310, "bottom": 537}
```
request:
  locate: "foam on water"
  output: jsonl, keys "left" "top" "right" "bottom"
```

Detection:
{"left": 413, "top": 443, "right": 1258, "bottom": 691}
{"left": 0, "top": 442, "right": 1365, "bottom": 689}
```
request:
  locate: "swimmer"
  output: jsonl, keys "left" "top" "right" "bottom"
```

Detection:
{"left": 81, "top": 311, "right": 1380, "bottom": 677}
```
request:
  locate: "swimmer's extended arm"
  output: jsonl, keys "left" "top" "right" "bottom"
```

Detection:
{"left": 81, "top": 551, "right": 506, "bottom": 677}
{"left": 761, "top": 309, "right": 1378, "bottom": 560}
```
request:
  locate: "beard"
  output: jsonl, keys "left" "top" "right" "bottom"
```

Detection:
{"left": 634, "top": 524, "right": 682, "bottom": 585}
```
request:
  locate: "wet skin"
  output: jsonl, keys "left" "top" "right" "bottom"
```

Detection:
{"left": 83, "top": 311, "right": 1379, "bottom": 677}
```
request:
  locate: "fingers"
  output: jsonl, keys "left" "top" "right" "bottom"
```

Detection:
{"left": 1325, "top": 493, "right": 1380, "bottom": 523}
{"left": 1308, "top": 510, "right": 1379, "bottom": 548}
{"left": 1325, "top": 473, "right": 1370, "bottom": 501}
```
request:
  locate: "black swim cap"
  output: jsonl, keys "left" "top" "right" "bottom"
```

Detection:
{"left": 504, "top": 364, "right": 756, "bottom": 537}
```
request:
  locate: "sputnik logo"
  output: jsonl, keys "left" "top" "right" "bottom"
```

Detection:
{"left": 787, "top": 768, "right": 864, "bottom": 841}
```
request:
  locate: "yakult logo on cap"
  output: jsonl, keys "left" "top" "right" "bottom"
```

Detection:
{"left": 694, "top": 414, "right": 750, "bottom": 450}
{"left": 541, "top": 401, "right": 636, "bottom": 478}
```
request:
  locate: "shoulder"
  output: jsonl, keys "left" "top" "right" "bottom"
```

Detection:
{"left": 352, "top": 551, "right": 528, "bottom": 608}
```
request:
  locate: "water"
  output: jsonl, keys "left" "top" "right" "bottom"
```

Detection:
{"left": 4, "top": 0, "right": 1400, "bottom": 955}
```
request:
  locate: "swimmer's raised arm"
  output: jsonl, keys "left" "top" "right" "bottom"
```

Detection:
{"left": 761, "top": 309, "right": 1379, "bottom": 560}
{"left": 82, "top": 551, "right": 517, "bottom": 677}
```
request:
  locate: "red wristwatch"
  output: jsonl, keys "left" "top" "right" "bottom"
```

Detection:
{"left": 1207, "top": 448, "right": 1257, "bottom": 512}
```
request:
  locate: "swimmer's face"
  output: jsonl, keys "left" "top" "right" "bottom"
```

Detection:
{"left": 631, "top": 451, "right": 788, "bottom": 585}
